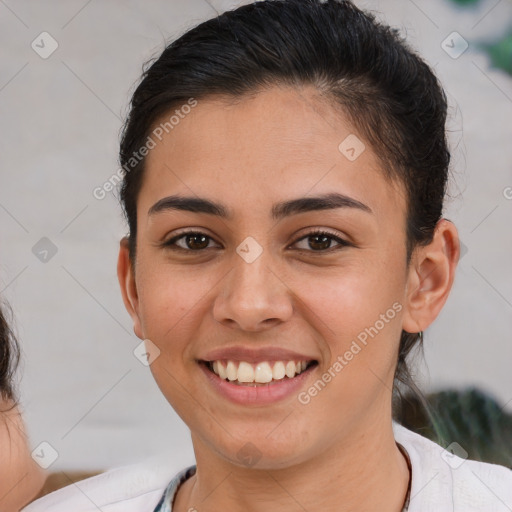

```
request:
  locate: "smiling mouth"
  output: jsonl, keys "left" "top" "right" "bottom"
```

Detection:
{"left": 200, "top": 359, "right": 318, "bottom": 386}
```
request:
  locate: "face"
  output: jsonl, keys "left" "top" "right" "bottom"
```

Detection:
{"left": 0, "top": 402, "right": 46, "bottom": 510}
{"left": 118, "top": 85, "right": 456, "bottom": 469}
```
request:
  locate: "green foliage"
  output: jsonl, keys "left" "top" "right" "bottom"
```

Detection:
{"left": 480, "top": 32, "right": 512, "bottom": 76}
{"left": 447, "top": 0, "right": 512, "bottom": 75}
{"left": 448, "top": 0, "right": 481, "bottom": 6}
{"left": 399, "top": 387, "right": 512, "bottom": 468}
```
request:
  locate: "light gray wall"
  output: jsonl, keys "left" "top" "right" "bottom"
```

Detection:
{"left": 1, "top": 0, "right": 511, "bottom": 471}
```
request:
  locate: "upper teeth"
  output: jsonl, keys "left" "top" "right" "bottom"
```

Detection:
{"left": 211, "top": 360, "right": 310, "bottom": 383}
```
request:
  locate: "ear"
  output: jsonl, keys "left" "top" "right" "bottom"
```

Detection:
{"left": 117, "top": 237, "right": 144, "bottom": 339}
{"left": 402, "top": 219, "right": 460, "bottom": 333}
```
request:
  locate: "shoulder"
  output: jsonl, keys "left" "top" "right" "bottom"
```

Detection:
{"left": 393, "top": 422, "right": 512, "bottom": 511}
{"left": 21, "top": 456, "right": 188, "bottom": 512}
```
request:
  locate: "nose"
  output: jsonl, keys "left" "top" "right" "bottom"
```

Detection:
{"left": 212, "top": 247, "right": 294, "bottom": 332}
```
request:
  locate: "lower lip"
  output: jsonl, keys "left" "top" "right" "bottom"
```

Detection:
{"left": 199, "top": 362, "right": 317, "bottom": 405}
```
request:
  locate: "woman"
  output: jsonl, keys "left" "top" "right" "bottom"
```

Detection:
{"left": 1, "top": 301, "right": 45, "bottom": 511}
{"left": 24, "top": 0, "right": 512, "bottom": 510}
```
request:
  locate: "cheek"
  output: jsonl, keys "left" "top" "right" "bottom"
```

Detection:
{"left": 296, "top": 260, "right": 404, "bottom": 333}
{"left": 296, "top": 256, "right": 406, "bottom": 383}
{"left": 137, "top": 263, "right": 208, "bottom": 331}
{"left": 0, "top": 412, "right": 46, "bottom": 508}
{"left": 136, "top": 264, "right": 219, "bottom": 375}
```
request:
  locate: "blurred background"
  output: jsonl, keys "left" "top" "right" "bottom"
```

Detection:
{"left": 0, "top": 0, "right": 511, "bottom": 477}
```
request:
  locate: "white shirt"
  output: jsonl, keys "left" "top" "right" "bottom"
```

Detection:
{"left": 23, "top": 423, "right": 512, "bottom": 511}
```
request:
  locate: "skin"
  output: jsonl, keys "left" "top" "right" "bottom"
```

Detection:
{"left": 118, "top": 85, "right": 460, "bottom": 512}
{"left": 0, "top": 401, "right": 46, "bottom": 511}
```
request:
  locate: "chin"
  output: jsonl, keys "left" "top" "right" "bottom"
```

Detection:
{"left": 213, "top": 434, "right": 312, "bottom": 471}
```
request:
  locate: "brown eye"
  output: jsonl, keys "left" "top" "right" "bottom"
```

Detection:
{"left": 163, "top": 231, "right": 218, "bottom": 251}
{"left": 308, "top": 233, "right": 332, "bottom": 251}
{"left": 183, "top": 233, "right": 210, "bottom": 250}
{"left": 293, "top": 230, "right": 350, "bottom": 252}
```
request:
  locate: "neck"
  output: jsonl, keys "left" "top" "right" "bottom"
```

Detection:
{"left": 174, "top": 413, "right": 410, "bottom": 512}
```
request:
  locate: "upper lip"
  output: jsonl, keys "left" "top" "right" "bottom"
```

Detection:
{"left": 199, "top": 346, "right": 318, "bottom": 364}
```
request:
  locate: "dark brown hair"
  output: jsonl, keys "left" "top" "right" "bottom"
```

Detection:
{"left": 0, "top": 301, "right": 20, "bottom": 405}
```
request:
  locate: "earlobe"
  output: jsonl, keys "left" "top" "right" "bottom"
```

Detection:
{"left": 402, "top": 219, "right": 460, "bottom": 334}
{"left": 117, "top": 237, "right": 144, "bottom": 339}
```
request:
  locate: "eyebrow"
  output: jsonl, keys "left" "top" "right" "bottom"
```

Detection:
{"left": 148, "top": 192, "right": 373, "bottom": 221}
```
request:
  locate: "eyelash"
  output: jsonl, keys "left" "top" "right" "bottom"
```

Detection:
{"left": 162, "top": 229, "right": 351, "bottom": 254}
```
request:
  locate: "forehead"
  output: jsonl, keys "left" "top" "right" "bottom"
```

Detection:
{"left": 140, "top": 85, "right": 406, "bottom": 221}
